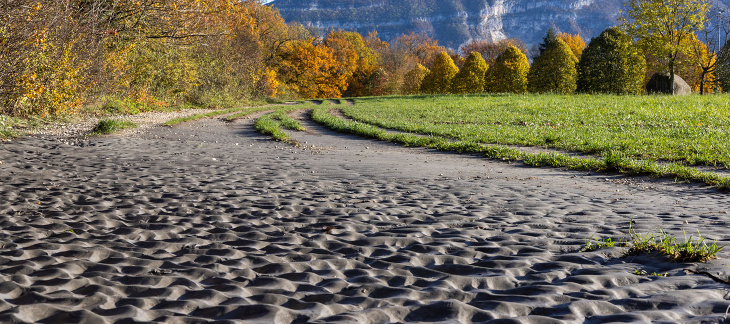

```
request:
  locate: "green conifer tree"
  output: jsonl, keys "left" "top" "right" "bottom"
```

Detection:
{"left": 527, "top": 30, "right": 578, "bottom": 94}
{"left": 484, "top": 46, "right": 529, "bottom": 93}
{"left": 576, "top": 27, "right": 646, "bottom": 94}
{"left": 420, "top": 52, "right": 459, "bottom": 94}
{"left": 450, "top": 52, "right": 488, "bottom": 94}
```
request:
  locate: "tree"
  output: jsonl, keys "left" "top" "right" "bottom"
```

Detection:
{"left": 716, "top": 39, "right": 730, "bottom": 91}
{"left": 576, "top": 27, "right": 646, "bottom": 94}
{"left": 403, "top": 64, "right": 430, "bottom": 94}
{"left": 277, "top": 40, "right": 347, "bottom": 99}
{"left": 557, "top": 32, "right": 586, "bottom": 59}
{"left": 420, "top": 52, "right": 459, "bottom": 94}
{"left": 484, "top": 46, "right": 530, "bottom": 93}
{"left": 450, "top": 52, "right": 488, "bottom": 94}
{"left": 622, "top": 0, "right": 710, "bottom": 94}
{"left": 527, "top": 31, "right": 578, "bottom": 94}
{"left": 460, "top": 38, "right": 529, "bottom": 66}
{"left": 644, "top": 32, "right": 715, "bottom": 93}
{"left": 390, "top": 32, "right": 445, "bottom": 69}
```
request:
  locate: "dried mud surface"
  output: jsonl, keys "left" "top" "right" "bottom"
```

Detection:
{"left": 1, "top": 111, "right": 730, "bottom": 323}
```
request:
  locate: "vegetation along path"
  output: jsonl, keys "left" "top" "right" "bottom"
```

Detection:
{"left": 2, "top": 97, "right": 730, "bottom": 322}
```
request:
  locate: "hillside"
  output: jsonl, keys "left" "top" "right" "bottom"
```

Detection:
{"left": 269, "top": 0, "right": 729, "bottom": 50}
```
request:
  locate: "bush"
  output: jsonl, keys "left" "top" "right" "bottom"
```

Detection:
{"left": 576, "top": 27, "right": 646, "bottom": 94}
{"left": 484, "top": 46, "right": 529, "bottom": 93}
{"left": 450, "top": 52, "right": 488, "bottom": 94}
{"left": 528, "top": 32, "right": 578, "bottom": 94}
{"left": 420, "top": 52, "right": 459, "bottom": 94}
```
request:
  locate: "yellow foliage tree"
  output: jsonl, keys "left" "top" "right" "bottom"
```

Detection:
{"left": 557, "top": 32, "right": 586, "bottom": 59}
{"left": 277, "top": 40, "right": 347, "bottom": 99}
{"left": 450, "top": 52, "right": 488, "bottom": 94}
{"left": 484, "top": 46, "right": 530, "bottom": 93}
{"left": 403, "top": 64, "right": 430, "bottom": 94}
{"left": 420, "top": 52, "right": 459, "bottom": 94}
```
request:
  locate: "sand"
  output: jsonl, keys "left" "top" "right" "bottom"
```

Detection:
{"left": 1, "top": 109, "right": 730, "bottom": 323}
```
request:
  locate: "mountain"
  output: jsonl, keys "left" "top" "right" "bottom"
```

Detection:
{"left": 269, "top": 0, "right": 730, "bottom": 50}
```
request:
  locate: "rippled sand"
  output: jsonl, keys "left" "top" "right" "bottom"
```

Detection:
{"left": 1, "top": 112, "right": 729, "bottom": 323}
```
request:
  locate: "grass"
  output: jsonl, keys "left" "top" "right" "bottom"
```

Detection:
{"left": 312, "top": 105, "right": 730, "bottom": 190}
{"left": 0, "top": 115, "right": 14, "bottom": 139}
{"left": 340, "top": 94, "right": 730, "bottom": 168}
{"left": 164, "top": 106, "right": 251, "bottom": 126}
{"left": 583, "top": 236, "right": 617, "bottom": 252}
{"left": 254, "top": 109, "right": 306, "bottom": 142}
{"left": 582, "top": 221, "right": 724, "bottom": 262}
{"left": 625, "top": 227, "right": 725, "bottom": 263}
{"left": 92, "top": 119, "right": 137, "bottom": 135}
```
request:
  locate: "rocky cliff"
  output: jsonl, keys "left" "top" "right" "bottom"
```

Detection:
{"left": 269, "top": 0, "right": 729, "bottom": 50}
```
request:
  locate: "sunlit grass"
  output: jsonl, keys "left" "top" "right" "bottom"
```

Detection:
{"left": 312, "top": 104, "right": 730, "bottom": 190}
{"left": 254, "top": 109, "right": 306, "bottom": 143}
{"left": 340, "top": 94, "right": 730, "bottom": 168}
{"left": 92, "top": 119, "right": 137, "bottom": 135}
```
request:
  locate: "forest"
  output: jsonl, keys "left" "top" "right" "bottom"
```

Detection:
{"left": 1, "top": 0, "right": 728, "bottom": 119}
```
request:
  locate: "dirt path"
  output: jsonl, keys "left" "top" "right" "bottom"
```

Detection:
{"left": 0, "top": 113, "right": 729, "bottom": 323}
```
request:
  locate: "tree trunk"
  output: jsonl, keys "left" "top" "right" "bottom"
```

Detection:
{"left": 669, "top": 59, "right": 676, "bottom": 95}
{"left": 699, "top": 68, "right": 707, "bottom": 95}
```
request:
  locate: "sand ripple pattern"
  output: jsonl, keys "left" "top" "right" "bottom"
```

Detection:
{"left": 1, "top": 117, "right": 730, "bottom": 323}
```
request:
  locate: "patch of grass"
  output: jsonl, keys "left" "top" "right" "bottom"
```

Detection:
{"left": 254, "top": 109, "right": 306, "bottom": 142}
{"left": 624, "top": 220, "right": 725, "bottom": 263}
{"left": 0, "top": 115, "right": 14, "bottom": 139}
{"left": 165, "top": 107, "right": 248, "bottom": 126}
{"left": 312, "top": 106, "right": 730, "bottom": 189}
{"left": 92, "top": 119, "right": 137, "bottom": 135}
{"left": 341, "top": 94, "right": 730, "bottom": 168}
{"left": 634, "top": 269, "right": 668, "bottom": 277}
{"left": 583, "top": 236, "right": 617, "bottom": 252}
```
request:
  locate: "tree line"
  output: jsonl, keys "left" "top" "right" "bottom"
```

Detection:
{"left": 1, "top": 0, "right": 729, "bottom": 118}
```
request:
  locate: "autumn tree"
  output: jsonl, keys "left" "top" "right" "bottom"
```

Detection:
{"left": 403, "top": 64, "right": 430, "bottom": 94}
{"left": 622, "top": 0, "right": 710, "bottom": 93}
{"left": 276, "top": 39, "right": 347, "bottom": 99}
{"left": 460, "top": 38, "right": 529, "bottom": 66}
{"left": 420, "top": 52, "right": 459, "bottom": 94}
{"left": 528, "top": 31, "right": 578, "bottom": 94}
{"left": 576, "top": 27, "right": 646, "bottom": 94}
{"left": 391, "top": 32, "right": 445, "bottom": 69}
{"left": 324, "top": 31, "right": 383, "bottom": 97}
{"left": 557, "top": 32, "right": 586, "bottom": 58}
{"left": 484, "top": 46, "right": 530, "bottom": 93}
{"left": 450, "top": 52, "right": 488, "bottom": 94}
{"left": 643, "top": 32, "right": 715, "bottom": 93}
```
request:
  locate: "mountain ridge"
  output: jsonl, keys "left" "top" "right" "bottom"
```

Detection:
{"left": 269, "top": 0, "right": 729, "bottom": 50}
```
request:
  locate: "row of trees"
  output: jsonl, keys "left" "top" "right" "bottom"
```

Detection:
{"left": 0, "top": 0, "right": 457, "bottom": 117}
{"left": 2, "top": 0, "right": 730, "bottom": 118}
{"left": 415, "top": 28, "right": 646, "bottom": 95}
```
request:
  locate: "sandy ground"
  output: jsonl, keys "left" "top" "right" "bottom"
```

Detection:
{"left": 1, "top": 109, "right": 730, "bottom": 323}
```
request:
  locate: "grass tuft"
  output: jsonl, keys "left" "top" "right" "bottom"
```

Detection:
{"left": 623, "top": 220, "right": 725, "bottom": 263}
{"left": 92, "top": 119, "right": 137, "bottom": 135}
{"left": 583, "top": 235, "right": 617, "bottom": 252}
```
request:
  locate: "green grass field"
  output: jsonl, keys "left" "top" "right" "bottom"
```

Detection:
{"left": 339, "top": 94, "right": 730, "bottom": 168}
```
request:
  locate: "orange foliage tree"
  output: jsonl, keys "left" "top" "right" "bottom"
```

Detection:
{"left": 277, "top": 40, "right": 347, "bottom": 99}
{"left": 557, "top": 32, "right": 587, "bottom": 58}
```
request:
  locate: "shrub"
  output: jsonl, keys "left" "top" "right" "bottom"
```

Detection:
{"left": 484, "top": 46, "right": 529, "bottom": 93}
{"left": 450, "top": 52, "right": 488, "bottom": 94}
{"left": 576, "top": 27, "right": 646, "bottom": 94}
{"left": 420, "top": 52, "right": 459, "bottom": 94}
{"left": 528, "top": 30, "right": 578, "bottom": 94}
